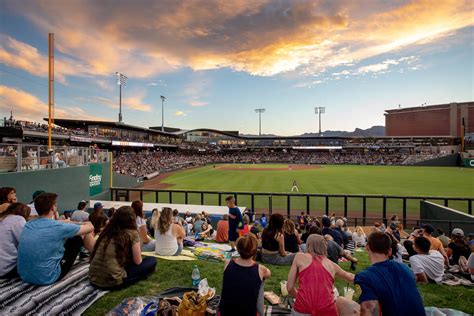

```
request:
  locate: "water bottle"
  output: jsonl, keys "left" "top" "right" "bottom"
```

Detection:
{"left": 191, "top": 265, "right": 201, "bottom": 287}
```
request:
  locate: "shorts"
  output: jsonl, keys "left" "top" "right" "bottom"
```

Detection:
{"left": 229, "top": 229, "right": 239, "bottom": 242}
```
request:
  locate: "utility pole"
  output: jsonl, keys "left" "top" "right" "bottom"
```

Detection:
{"left": 255, "top": 108, "right": 266, "bottom": 136}
{"left": 48, "top": 33, "right": 54, "bottom": 150}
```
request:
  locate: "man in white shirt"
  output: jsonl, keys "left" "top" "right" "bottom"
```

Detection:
{"left": 71, "top": 200, "right": 90, "bottom": 222}
{"left": 410, "top": 236, "right": 445, "bottom": 283}
{"left": 27, "top": 190, "right": 46, "bottom": 217}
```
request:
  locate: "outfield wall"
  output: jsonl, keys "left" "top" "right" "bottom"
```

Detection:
{"left": 420, "top": 201, "right": 474, "bottom": 234}
{"left": 413, "top": 154, "right": 460, "bottom": 166}
{"left": 0, "top": 162, "right": 112, "bottom": 210}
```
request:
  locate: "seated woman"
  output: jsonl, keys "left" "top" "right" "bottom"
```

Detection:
{"left": 261, "top": 214, "right": 296, "bottom": 265}
{"left": 131, "top": 200, "right": 155, "bottom": 251}
{"left": 89, "top": 206, "right": 157, "bottom": 289}
{"left": 154, "top": 207, "right": 185, "bottom": 256}
{"left": 0, "top": 203, "right": 31, "bottom": 278}
{"left": 283, "top": 219, "right": 301, "bottom": 253}
{"left": 287, "top": 234, "right": 359, "bottom": 315}
{"left": 199, "top": 221, "right": 214, "bottom": 240}
{"left": 215, "top": 214, "right": 229, "bottom": 243}
{"left": 219, "top": 234, "right": 271, "bottom": 316}
{"left": 448, "top": 229, "right": 471, "bottom": 267}
{"left": 352, "top": 226, "right": 367, "bottom": 247}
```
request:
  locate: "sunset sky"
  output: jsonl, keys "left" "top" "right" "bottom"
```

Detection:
{"left": 0, "top": 0, "right": 472, "bottom": 135}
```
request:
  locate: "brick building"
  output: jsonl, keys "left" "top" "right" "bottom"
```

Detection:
{"left": 385, "top": 102, "right": 473, "bottom": 137}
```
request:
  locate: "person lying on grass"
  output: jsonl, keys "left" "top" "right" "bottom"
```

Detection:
{"left": 89, "top": 206, "right": 157, "bottom": 289}
{"left": 219, "top": 234, "right": 271, "bottom": 316}
{"left": 287, "top": 234, "right": 359, "bottom": 315}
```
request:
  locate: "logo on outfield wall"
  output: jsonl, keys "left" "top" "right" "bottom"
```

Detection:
{"left": 89, "top": 164, "right": 103, "bottom": 196}
{"left": 463, "top": 158, "right": 474, "bottom": 168}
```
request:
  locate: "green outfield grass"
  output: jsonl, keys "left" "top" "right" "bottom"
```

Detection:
{"left": 143, "top": 164, "right": 474, "bottom": 216}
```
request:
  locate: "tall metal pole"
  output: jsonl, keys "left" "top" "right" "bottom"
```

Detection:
{"left": 314, "top": 107, "right": 325, "bottom": 137}
{"left": 116, "top": 72, "right": 127, "bottom": 123}
{"left": 160, "top": 95, "right": 166, "bottom": 132}
{"left": 119, "top": 84, "right": 122, "bottom": 123}
{"left": 255, "top": 108, "right": 266, "bottom": 136}
{"left": 48, "top": 33, "right": 54, "bottom": 151}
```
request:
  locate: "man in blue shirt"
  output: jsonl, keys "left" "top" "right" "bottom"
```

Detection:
{"left": 321, "top": 216, "right": 344, "bottom": 246}
{"left": 354, "top": 232, "right": 425, "bottom": 316}
{"left": 226, "top": 196, "right": 243, "bottom": 252}
{"left": 18, "top": 193, "right": 96, "bottom": 285}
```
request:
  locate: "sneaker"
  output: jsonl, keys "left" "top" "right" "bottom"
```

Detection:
{"left": 227, "top": 248, "right": 236, "bottom": 252}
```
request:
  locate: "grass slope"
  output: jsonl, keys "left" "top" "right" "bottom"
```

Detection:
{"left": 144, "top": 164, "right": 474, "bottom": 215}
{"left": 84, "top": 250, "right": 474, "bottom": 315}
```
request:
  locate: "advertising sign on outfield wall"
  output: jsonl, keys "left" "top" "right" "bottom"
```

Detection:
{"left": 463, "top": 158, "right": 474, "bottom": 168}
{"left": 89, "top": 163, "right": 103, "bottom": 196}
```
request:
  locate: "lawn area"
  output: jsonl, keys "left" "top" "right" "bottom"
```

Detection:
{"left": 84, "top": 250, "right": 474, "bottom": 315}
{"left": 141, "top": 164, "right": 474, "bottom": 215}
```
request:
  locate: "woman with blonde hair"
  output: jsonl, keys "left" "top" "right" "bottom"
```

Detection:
{"left": 287, "top": 234, "right": 359, "bottom": 315}
{"left": 352, "top": 226, "right": 367, "bottom": 247}
{"left": 284, "top": 219, "right": 301, "bottom": 253}
{"left": 154, "top": 207, "right": 185, "bottom": 256}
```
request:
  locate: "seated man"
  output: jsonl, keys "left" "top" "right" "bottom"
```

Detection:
{"left": 71, "top": 200, "right": 89, "bottom": 222}
{"left": 324, "top": 234, "right": 358, "bottom": 267}
{"left": 355, "top": 232, "right": 425, "bottom": 316}
{"left": 409, "top": 236, "right": 444, "bottom": 283}
{"left": 17, "top": 193, "right": 95, "bottom": 285}
{"left": 321, "top": 216, "right": 343, "bottom": 246}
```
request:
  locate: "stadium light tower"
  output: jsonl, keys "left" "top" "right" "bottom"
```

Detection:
{"left": 160, "top": 95, "right": 166, "bottom": 132}
{"left": 314, "top": 106, "right": 325, "bottom": 136}
{"left": 116, "top": 72, "right": 128, "bottom": 123}
{"left": 255, "top": 108, "right": 266, "bottom": 136}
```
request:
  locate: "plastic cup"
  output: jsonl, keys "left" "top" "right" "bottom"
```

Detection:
{"left": 344, "top": 287, "right": 354, "bottom": 301}
{"left": 280, "top": 281, "right": 288, "bottom": 297}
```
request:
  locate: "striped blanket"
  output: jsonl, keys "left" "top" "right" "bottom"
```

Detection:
{"left": 0, "top": 261, "right": 107, "bottom": 315}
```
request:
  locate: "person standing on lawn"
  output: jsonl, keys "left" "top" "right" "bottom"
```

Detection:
{"left": 226, "top": 196, "right": 243, "bottom": 252}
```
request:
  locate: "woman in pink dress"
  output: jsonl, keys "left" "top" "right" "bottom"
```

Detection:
{"left": 287, "top": 234, "right": 359, "bottom": 315}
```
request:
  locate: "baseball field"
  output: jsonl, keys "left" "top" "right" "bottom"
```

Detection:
{"left": 142, "top": 164, "right": 474, "bottom": 216}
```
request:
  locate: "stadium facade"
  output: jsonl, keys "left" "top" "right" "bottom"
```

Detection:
{"left": 385, "top": 101, "right": 473, "bottom": 137}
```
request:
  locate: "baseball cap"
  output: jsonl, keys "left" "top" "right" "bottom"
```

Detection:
{"left": 32, "top": 190, "right": 46, "bottom": 200}
{"left": 94, "top": 202, "right": 103, "bottom": 209}
{"left": 451, "top": 228, "right": 464, "bottom": 237}
{"left": 421, "top": 224, "right": 434, "bottom": 234}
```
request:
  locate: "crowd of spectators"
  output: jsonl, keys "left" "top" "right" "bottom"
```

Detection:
{"left": 113, "top": 149, "right": 446, "bottom": 178}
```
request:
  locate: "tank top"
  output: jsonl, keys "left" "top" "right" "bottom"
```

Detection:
{"left": 219, "top": 260, "right": 262, "bottom": 316}
{"left": 284, "top": 233, "right": 299, "bottom": 253}
{"left": 262, "top": 233, "right": 280, "bottom": 251}
{"left": 293, "top": 256, "right": 337, "bottom": 315}
{"left": 155, "top": 224, "right": 178, "bottom": 256}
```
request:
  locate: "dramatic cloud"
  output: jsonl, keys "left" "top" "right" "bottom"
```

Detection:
{"left": 3, "top": 0, "right": 472, "bottom": 80}
{"left": 0, "top": 85, "right": 103, "bottom": 122}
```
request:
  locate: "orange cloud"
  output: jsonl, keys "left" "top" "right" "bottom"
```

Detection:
{"left": 0, "top": 85, "right": 104, "bottom": 122}
{"left": 2, "top": 0, "right": 473, "bottom": 79}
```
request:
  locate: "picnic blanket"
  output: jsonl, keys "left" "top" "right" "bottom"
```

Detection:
{"left": 0, "top": 261, "right": 108, "bottom": 315}
{"left": 142, "top": 249, "right": 197, "bottom": 261}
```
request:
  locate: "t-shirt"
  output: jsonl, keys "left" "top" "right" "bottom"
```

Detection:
{"left": 215, "top": 220, "right": 229, "bottom": 243}
{"left": 468, "top": 253, "right": 474, "bottom": 269}
{"left": 0, "top": 215, "right": 26, "bottom": 276}
{"left": 327, "top": 240, "right": 343, "bottom": 264}
{"left": 354, "top": 260, "right": 425, "bottom": 316}
{"left": 260, "top": 216, "right": 267, "bottom": 228}
{"left": 71, "top": 210, "right": 90, "bottom": 222}
{"left": 228, "top": 207, "right": 243, "bottom": 233}
{"left": 89, "top": 229, "right": 140, "bottom": 288}
{"left": 438, "top": 235, "right": 450, "bottom": 248}
{"left": 448, "top": 242, "right": 471, "bottom": 264}
{"left": 322, "top": 227, "right": 343, "bottom": 246}
{"left": 27, "top": 203, "right": 38, "bottom": 216}
{"left": 193, "top": 220, "right": 204, "bottom": 233}
{"left": 136, "top": 216, "right": 146, "bottom": 227}
{"left": 409, "top": 250, "right": 445, "bottom": 283}
{"left": 427, "top": 236, "right": 443, "bottom": 252}
{"left": 18, "top": 217, "right": 80, "bottom": 285}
